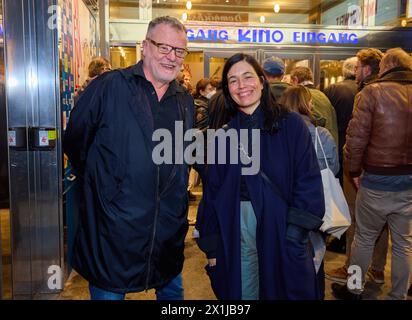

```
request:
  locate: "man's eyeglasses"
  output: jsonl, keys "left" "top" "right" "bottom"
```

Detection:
{"left": 146, "top": 38, "right": 189, "bottom": 59}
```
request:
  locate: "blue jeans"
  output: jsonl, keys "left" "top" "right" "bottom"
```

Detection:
{"left": 89, "top": 273, "right": 184, "bottom": 300}
{"left": 240, "top": 201, "right": 259, "bottom": 300}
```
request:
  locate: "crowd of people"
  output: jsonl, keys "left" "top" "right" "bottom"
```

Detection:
{"left": 64, "top": 15, "right": 412, "bottom": 300}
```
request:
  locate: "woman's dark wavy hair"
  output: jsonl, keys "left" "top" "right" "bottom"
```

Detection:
{"left": 221, "top": 53, "right": 288, "bottom": 133}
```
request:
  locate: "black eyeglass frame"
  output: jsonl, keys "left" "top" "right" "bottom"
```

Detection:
{"left": 146, "top": 38, "right": 189, "bottom": 58}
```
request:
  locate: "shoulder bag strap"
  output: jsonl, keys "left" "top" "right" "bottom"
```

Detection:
{"left": 315, "top": 127, "right": 329, "bottom": 170}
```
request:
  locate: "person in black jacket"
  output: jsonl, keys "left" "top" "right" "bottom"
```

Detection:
{"left": 187, "top": 78, "right": 216, "bottom": 203}
{"left": 64, "top": 16, "right": 195, "bottom": 300}
{"left": 323, "top": 57, "right": 358, "bottom": 186}
{"left": 193, "top": 78, "right": 215, "bottom": 131}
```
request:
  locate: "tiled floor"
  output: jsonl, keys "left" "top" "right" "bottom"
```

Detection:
{"left": 1, "top": 209, "right": 11, "bottom": 300}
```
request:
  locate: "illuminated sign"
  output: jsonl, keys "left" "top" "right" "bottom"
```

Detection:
{"left": 408, "top": 0, "right": 412, "bottom": 18}
{"left": 186, "top": 28, "right": 359, "bottom": 45}
{"left": 187, "top": 12, "right": 248, "bottom": 23}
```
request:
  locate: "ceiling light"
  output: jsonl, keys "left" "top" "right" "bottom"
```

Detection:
{"left": 260, "top": 15, "right": 265, "bottom": 23}
{"left": 186, "top": 1, "right": 192, "bottom": 10}
{"left": 274, "top": 3, "right": 280, "bottom": 13}
{"left": 182, "top": 12, "right": 188, "bottom": 21}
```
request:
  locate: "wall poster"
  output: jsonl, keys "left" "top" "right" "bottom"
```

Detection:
{"left": 59, "top": 0, "right": 97, "bottom": 129}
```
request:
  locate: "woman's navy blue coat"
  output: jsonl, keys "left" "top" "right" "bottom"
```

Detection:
{"left": 64, "top": 64, "right": 194, "bottom": 293}
{"left": 199, "top": 111, "right": 325, "bottom": 300}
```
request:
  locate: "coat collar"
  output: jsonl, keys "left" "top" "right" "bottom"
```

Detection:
{"left": 228, "top": 106, "right": 264, "bottom": 130}
{"left": 359, "top": 73, "right": 378, "bottom": 90}
{"left": 373, "top": 67, "right": 412, "bottom": 84}
{"left": 121, "top": 61, "right": 186, "bottom": 147}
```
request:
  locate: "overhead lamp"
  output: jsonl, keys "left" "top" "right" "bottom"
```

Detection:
{"left": 186, "top": 1, "right": 192, "bottom": 10}
{"left": 274, "top": 3, "right": 280, "bottom": 13}
{"left": 260, "top": 15, "right": 265, "bottom": 23}
{"left": 401, "top": 19, "right": 407, "bottom": 27}
{"left": 182, "top": 12, "right": 188, "bottom": 21}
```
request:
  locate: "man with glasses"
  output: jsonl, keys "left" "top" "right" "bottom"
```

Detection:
{"left": 64, "top": 16, "right": 195, "bottom": 300}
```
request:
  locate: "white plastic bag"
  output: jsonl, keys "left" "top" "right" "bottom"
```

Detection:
{"left": 309, "top": 231, "right": 326, "bottom": 274}
{"left": 314, "top": 128, "right": 351, "bottom": 239}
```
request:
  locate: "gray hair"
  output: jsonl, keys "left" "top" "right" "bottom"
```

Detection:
{"left": 146, "top": 16, "right": 187, "bottom": 38}
{"left": 342, "top": 57, "right": 357, "bottom": 79}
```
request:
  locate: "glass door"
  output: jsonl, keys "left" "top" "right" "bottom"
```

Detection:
{"left": 318, "top": 51, "right": 357, "bottom": 91}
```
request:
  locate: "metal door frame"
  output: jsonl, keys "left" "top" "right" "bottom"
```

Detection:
{"left": 3, "top": 0, "right": 64, "bottom": 299}
{"left": 0, "top": 0, "right": 4, "bottom": 299}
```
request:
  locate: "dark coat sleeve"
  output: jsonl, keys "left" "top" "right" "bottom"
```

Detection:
{"left": 63, "top": 75, "right": 108, "bottom": 173}
{"left": 196, "top": 131, "right": 228, "bottom": 259}
{"left": 196, "top": 165, "right": 222, "bottom": 259}
{"left": 196, "top": 194, "right": 220, "bottom": 259}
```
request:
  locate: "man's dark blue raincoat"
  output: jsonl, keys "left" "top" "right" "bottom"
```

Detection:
{"left": 198, "top": 111, "right": 325, "bottom": 300}
{"left": 64, "top": 62, "right": 194, "bottom": 293}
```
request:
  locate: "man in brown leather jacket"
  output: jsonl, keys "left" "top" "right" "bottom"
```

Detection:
{"left": 332, "top": 48, "right": 412, "bottom": 300}
{"left": 326, "top": 49, "right": 389, "bottom": 286}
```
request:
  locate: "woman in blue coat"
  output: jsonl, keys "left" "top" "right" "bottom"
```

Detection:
{"left": 197, "top": 53, "right": 325, "bottom": 300}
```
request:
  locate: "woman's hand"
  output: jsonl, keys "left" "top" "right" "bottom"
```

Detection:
{"left": 208, "top": 258, "right": 216, "bottom": 267}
